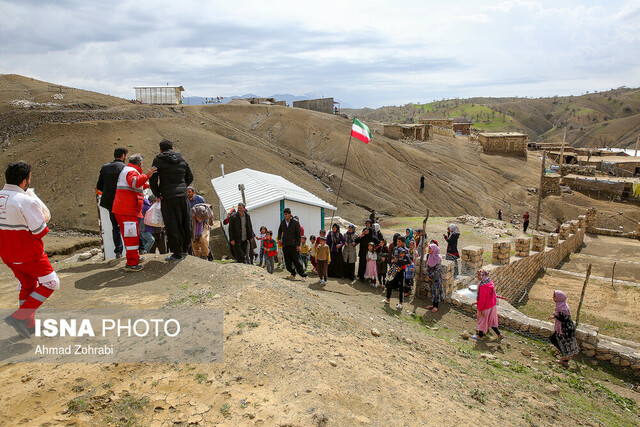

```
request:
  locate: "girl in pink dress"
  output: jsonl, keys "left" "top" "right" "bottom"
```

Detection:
{"left": 364, "top": 242, "right": 378, "bottom": 286}
{"left": 472, "top": 269, "right": 504, "bottom": 342}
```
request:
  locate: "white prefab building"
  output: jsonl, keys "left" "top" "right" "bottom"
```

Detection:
{"left": 134, "top": 86, "right": 184, "bottom": 104}
{"left": 211, "top": 168, "right": 336, "bottom": 241}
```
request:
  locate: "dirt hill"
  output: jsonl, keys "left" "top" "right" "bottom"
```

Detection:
{"left": 0, "top": 256, "right": 638, "bottom": 425}
{"left": 345, "top": 87, "right": 640, "bottom": 149}
{"left": 2, "top": 75, "right": 638, "bottom": 238}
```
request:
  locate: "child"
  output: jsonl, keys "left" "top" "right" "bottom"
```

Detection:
{"left": 315, "top": 236, "right": 331, "bottom": 284}
{"left": 276, "top": 239, "right": 284, "bottom": 269}
{"left": 377, "top": 252, "right": 388, "bottom": 288}
{"left": 364, "top": 242, "right": 378, "bottom": 286}
{"left": 408, "top": 240, "right": 417, "bottom": 261}
{"left": 382, "top": 236, "right": 410, "bottom": 310}
{"left": 262, "top": 231, "right": 278, "bottom": 274}
{"left": 257, "top": 226, "right": 267, "bottom": 267}
{"left": 404, "top": 260, "right": 415, "bottom": 297}
{"left": 309, "top": 235, "right": 317, "bottom": 272}
{"left": 471, "top": 269, "right": 504, "bottom": 342}
{"left": 300, "top": 236, "right": 309, "bottom": 271}
{"left": 547, "top": 290, "right": 579, "bottom": 367}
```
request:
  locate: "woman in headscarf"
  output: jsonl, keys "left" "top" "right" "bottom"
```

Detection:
{"left": 471, "top": 270, "right": 504, "bottom": 342}
{"left": 342, "top": 224, "right": 358, "bottom": 281}
{"left": 425, "top": 243, "right": 444, "bottom": 312}
{"left": 547, "top": 290, "right": 579, "bottom": 367}
{"left": 405, "top": 228, "right": 415, "bottom": 246}
{"left": 373, "top": 222, "right": 384, "bottom": 241}
{"left": 325, "top": 223, "right": 344, "bottom": 278}
{"left": 355, "top": 225, "right": 379, "bottom": 281}
{"left": 443, "top": 223, "right": 460, "bottom": 277}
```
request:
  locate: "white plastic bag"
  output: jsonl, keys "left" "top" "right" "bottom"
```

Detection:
{"left": 144, "top": 200, "right": 164, "bottom": 227}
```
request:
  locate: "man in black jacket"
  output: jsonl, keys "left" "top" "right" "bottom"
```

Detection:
{"left": 277, "top": 208, "right": 307, "bottom": 280}
{"left": 228, "top": 203, "right": 254, "bottom": 264}
{"left": 149, "top": 139, "right": 194, "bottom": 261}
{"left": 96, "top": 147, "right": 128, "bottom": 258}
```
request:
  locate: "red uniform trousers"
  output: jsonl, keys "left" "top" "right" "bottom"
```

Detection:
{"left": 115, "top": 213, "right": 140, "bottom": 266}
{"left": 8, "top": 253, "right": 55, "bottom": 328}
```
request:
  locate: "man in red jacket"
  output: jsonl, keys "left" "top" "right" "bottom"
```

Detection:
{"left": 1, "top": 162, "right": 57, "bottom": 338}
{"left": 112, "top": 154, "right": 156, "bottom": 271}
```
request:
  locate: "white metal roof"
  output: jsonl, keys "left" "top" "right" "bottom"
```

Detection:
{"left": 134, "top": 86, "right": 185, "bottom": 90}
{"left": 211, "top": 168, "right": 336, "bottom": 213}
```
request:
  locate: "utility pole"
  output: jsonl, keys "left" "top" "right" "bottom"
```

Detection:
{"left": 559, "top": 128, "right": 566, "bottom": 176}
{"left": 635, "top": 135, "right": 639, "bottom": 157}
{"left": 238, "top": 184, "right": 246, "bottom": 205}
{"left": 535, "top": 150, "right": 546, "bottom": 230}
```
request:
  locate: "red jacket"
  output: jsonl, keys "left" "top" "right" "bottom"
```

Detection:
{"left": 112, "top": 164, "right": 150, "bottom": 218}
{"left": 477, "top": 280, "right": 497, "bottom": 311}
{"left": 263, "top": 238, "right": 277, "bottom": 257}
{"left": 0, "top": 184, "right": 49, "bottom": 263}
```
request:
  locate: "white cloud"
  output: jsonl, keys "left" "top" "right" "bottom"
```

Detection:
{"left": 0, "top": 0, "right": 639, "bottom": 107}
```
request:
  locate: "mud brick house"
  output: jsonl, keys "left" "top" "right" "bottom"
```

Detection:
{"left": 383, "top": 123, "right": 432, "bottom": 141}
{"left": 477, "top": 132, "right": 528, "bottom": 156}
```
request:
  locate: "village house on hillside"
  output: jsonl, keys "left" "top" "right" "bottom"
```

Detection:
{"left": 382, "top": 123, "right": 432, "bottom": 141}
{"left": 477, "top": 132, "right": 528, "bottom": 156}
{"left": 211, "top": 168, "right": 336, "bottom": 241}
{"left": 292, "top": 97, "right": 339, "bottom": 114}
{"left": 134, "top": 85, "right": 184, "bottom": 104}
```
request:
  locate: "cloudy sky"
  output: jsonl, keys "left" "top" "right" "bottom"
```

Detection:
{"left": 1, "top": 0, "right": 639, "bottom": 107}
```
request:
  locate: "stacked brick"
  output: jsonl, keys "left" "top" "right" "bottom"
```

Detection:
{"left": 531, "top": 234, "right": 545, "bottom": 252}
{"left": 558, "top": 224, "right": 571, "bottom": 240}
{"left": 585, "top": 207, "right": 597, "bottom": 232}
{"left": 415, "top": 258, "right": 456, "bottom": 299}
{"left": 569, "top": 220, "right": 579, "bottom": 234}
{"left": 547, "top": 233, "right": 559, "bottom": 248}
{"left": 515, "top": 238, "right": 531, "bottom": 257}
{"left": 461, "top": 246, "right": 483, "bottom": 274}
{"left": 577, "top": 215, "right": 586, "bottom": 229}
{"left": 492, "top": 241, "right": 511, "bottom": 265}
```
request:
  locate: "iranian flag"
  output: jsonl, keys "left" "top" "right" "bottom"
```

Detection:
{"left": 351, "top": 118, "right": 372, "bottom": 144}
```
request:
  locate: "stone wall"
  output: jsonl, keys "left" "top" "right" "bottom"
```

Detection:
{"left": 541, "top": 174, "right": 561, "bottom": 195}
{"left": 419, "top": 118, "right": 453, "bottom": 128}
{"left": 383, "top": 125, "right": 404, "bottom": 140}
{"left": 292, "top": 97, "right": 334, "bottom": 114}
{"left": 449, "top": 292, "right": 640, "bottom": 378}
{"left": 415, "top": 258, "right": 455, "bottom": 300}
{"left": 432, "top": 126, "right": 455, "bottom": 137}
{"left": 585, "top": 207, "right": 639, "bottom": 239}
{"left": 477, "top": 133, "right": 527, "bottom": 156}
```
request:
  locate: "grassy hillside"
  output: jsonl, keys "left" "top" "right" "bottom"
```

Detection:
{"left": 345, "top": 87, "right": 640, "bottom": 149}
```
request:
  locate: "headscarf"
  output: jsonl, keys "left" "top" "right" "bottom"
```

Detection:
{"left": 554, "top": 290, "right": 571, "bottom": 334}
{"left": 365, "top": 219, "right": 372, "bottom": 227}
{"left": 329, "top": 223, "right": 342, "bottom": 252}
{"left": 373, "top": 223, "right": 381, "bottom": 234}
{"left": 448, "top": 223, "right": 460, "bottom": 234}
{"left": 478, "top": 269, "right": 492, "bottom": 287}
{"left": 406, "top": 228, "right": 414, "bottom": 242}
{"left": 427, "top": 243, "right": 441, "bottom": 267}
{"left": 344, "top": 224, "right": 356, "bottom": 245}
{"left": 392, "top": 233, "right": 401, "bottom": 246}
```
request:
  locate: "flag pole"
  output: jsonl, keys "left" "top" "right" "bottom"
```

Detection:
{"left": 330, "top": 128, "right": 354, "bottom": 227}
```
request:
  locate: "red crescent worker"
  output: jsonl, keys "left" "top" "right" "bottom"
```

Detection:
{"left": 111, "top": 153, "right": 156, "bottom": 271}
{"left": 1, "top": 162, "right": 58, "bottom": 339}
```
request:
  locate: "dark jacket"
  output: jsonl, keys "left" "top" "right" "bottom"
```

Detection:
{"left": 278, "top": 218, "right": 301, "bottom": 247}
{"left": 445, "top": 232, "right": 460, "bottom": 256}
{"left": 355, "top": 227, "right": 379, "bottom": 256}
{"left": 149, "top": 150, "right": 194, "bottom": 199}
{"left": 228, "top": 211, "right": 253, "bottom": 243}
{"left": 96, "top": 159, "right": 125, "bottom": 210}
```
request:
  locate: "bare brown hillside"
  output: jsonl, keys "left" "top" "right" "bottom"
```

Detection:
{"left": 0, "top": 75, "right": 638, "bottom": 234}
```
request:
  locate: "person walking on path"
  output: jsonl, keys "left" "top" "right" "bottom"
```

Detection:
{"left": 228, "top": 203, "right": 254, "bottom": 264}
{"left": 522, "top": 211, "right": 530, "bottom": 233}
{"left": 471, "top": 270, "right": 504, "bottom": 342}
{"left": 96, "top": 147, "right": 128, "bottom": 258}
{"left": 262, "top": 230, "right": 278, "bottom": 274}
{"left": 355, "top": 225, "right": 379, "bottom": 281}
{"left": 149, "top": 139, "right": 194, "bottom": 261}
{"left": 342, "top": 225, "right": 357, "bottom": 281}
{"left": 425, "top": 243, "right": 444, "bottom": 312}
{"left": 1, "top": 162, "right": 59, "bottom": 338}
{"left": 112, "top": 154, "right": 156, "bottom": 271}
{"left": 444, "top": 223, "right": 460, "bottom": 277}
{"left": 420, "top": 174, "right": 425, "bottom": 192}
{"left": 498, "top": 209, "right": 503, "bottom": 221}
{"left": 277, "top": 208, "right": 307, "bottom": 280}
{"left": 548, "top": 290, "right": 579, "bottom": 367}
{"left": 326, "top": 223, "right": 344, "bottom": 278}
